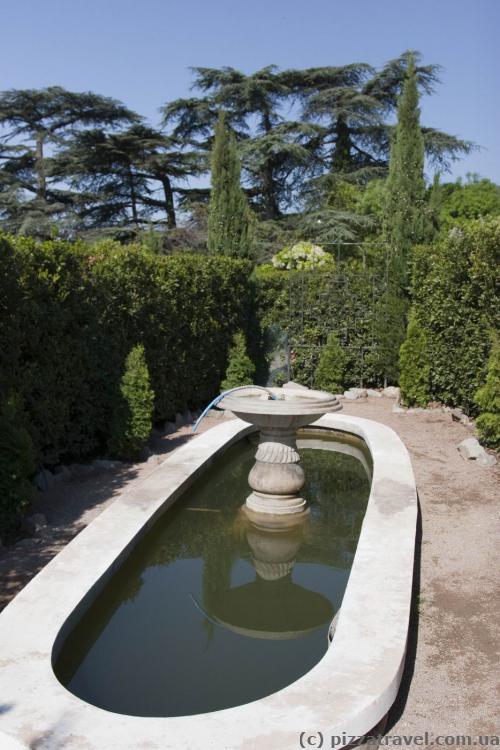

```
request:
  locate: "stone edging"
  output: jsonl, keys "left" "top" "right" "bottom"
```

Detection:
{"left": 0, "top": 414, "right": 417, "bottom": 750}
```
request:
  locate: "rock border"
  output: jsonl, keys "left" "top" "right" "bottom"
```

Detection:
{"left": 0, "top": 414, "right": 417, "bottom": 750}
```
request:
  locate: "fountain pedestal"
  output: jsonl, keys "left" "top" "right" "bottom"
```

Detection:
{"left": 247, "top": 426, "right": 306, "bottom": 515}
{"left": 219, "top": 385, "right": 341, "bottom": 519}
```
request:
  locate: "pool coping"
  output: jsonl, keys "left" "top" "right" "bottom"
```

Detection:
{"left": 0, "top": 414, "right": 417, "bottom": 750}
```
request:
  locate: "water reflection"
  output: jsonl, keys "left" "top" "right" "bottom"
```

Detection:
{"left": 201, "top": 516, "right": 333, "bottom": 639}
{"left": 54, "top": 431, "right": 371, "bottom": 717}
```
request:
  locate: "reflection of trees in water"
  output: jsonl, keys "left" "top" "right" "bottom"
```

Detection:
{"left": 301, "top": 450, "right": 369, "bottom": 566}
{"left": 201, "top": 519, "right": 238, "bottom": 644}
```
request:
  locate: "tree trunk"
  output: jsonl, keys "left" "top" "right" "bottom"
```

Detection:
{"left": 331, "top": 116, "right": 353, "bottom": 174}
{"left": 260, "top": 110, "right": 280, "bottom": 219}
{"left": 162, "top": 176, "right": 176, "bottom": 228}
{"left": 35, "top": 132, "right": 46, "bottom": 201}
{"left": 261, "top": 164, "right": 281, "bottom": 219}
{"left": 128, "top": 167, "right": 139, "bottom": 225}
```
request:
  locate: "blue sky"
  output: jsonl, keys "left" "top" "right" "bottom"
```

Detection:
{"left": 2, "top": 0, "right": 499, "bottom": 182}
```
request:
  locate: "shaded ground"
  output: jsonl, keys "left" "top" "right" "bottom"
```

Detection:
{"left": 0, "top": 414, "right": 225, "bottom": 611}
{"left": 0, "top": 400, "right": 498, "bottom": 736}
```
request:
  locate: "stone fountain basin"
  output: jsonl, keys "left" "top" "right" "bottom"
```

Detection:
{"left": 0, "top": 413, "right": 417, "bottom": 750}
{"left": 219, "top": 386, "right": 342, "bottom": 429}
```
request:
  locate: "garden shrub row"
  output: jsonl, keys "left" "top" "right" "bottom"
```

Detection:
{"left": 400, "top": 218, "right": 500, "bottom": 416}
{"left": 0, "top": 235, "right": 260, "bottom": 469}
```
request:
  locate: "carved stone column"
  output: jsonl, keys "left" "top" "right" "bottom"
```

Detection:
{"left": 246, "top": 428, "right": 307, "bottom": 516}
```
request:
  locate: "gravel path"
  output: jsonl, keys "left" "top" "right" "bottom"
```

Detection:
{"left": 341, "top": 399, "right": 499, "bottom": 739}
{"left": 0, "top": 399, "right": 498, "bottom": 737}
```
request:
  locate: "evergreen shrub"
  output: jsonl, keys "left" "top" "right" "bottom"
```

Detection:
{"left": 220, "top": 332, "right": 255, "bottom": 391}
{"left": 314, "top": 332, "right": 347, "bottom": 393}
{"left": 0, "top": 396, "right": 36, "bottom": 537}
{"left": 399, "top": 309, "right": 431, "bottom": 406}
{"left": 109, "top": 344, "right": 155, "bottom": 460}
{"left": 475, "top": 334, "right": 500, "bottom": 449}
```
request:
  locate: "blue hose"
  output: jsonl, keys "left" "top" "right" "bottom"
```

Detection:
{"left": 192, "top": 385, "right": 277, "bottom": 433}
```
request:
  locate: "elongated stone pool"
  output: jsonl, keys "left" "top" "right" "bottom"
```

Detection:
{"left": 53, "top": 429, "right": 371, "bottom": 718}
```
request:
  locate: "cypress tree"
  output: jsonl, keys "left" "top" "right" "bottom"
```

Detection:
{"left": 384, "top": 53, "right": 427, "bottom": 273}
{"left": 207, "top": 112, "right": 254, "bottom": 258}
{"left": 377, "top": 54, "right": 427, "bottom": 385}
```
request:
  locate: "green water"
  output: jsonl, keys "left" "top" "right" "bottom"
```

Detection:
{"left": 53, "top": 429, "right": 371, "bottom": 717}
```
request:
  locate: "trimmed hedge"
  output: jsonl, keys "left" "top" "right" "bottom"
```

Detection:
{"left": 0, "top": 235, "right": 259, "bottom": 466}
{"left": 402, "top": 219, "right": 500, "bottom": 413}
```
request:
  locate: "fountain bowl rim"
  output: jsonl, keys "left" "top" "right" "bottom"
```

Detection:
{"left": 219, "top": 386, "right": 342, "bottom": 416}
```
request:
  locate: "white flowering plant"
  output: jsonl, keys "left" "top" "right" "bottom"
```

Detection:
{"left": 271, "top": 241, "right": 335, "bottom": 270}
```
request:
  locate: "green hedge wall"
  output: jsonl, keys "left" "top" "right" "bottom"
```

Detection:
{"left": 0, "top": 236, "right": 258, "bottom": 465}
{"left": 402, "top": 219, "right": 500, "bottom": 413}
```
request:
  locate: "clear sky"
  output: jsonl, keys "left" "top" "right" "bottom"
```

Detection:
{"left": 2, "top": 0, "right": 499, "bottom": 182}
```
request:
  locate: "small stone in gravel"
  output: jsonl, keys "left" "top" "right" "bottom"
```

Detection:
{"left": 476, "top": 452, "right": 497, "bottom": 467}
{"left": 457, "top": 437, "right": 484, "bottom": 460}
{"left": 382, "top": 386, "right": 401, "bottom": 399}
{"left": 53, "top": 465, "right": 71, "bottom": 482}
{"left": 67, "top": 463, "right": 93, "bottom": 476}
{"left": 451, "top": 408, "right": 469, "bottom": 424}
{"left": 92, "top": 459, "right": 122, "bottom": 470}
{"left": 34, "top": 469, "right": 55, "bottom": 492}
{"left": 344, "top": 389, "right": 367, "bottom": 400}
{"left": 37, "top": 527, "right": 55, "bottom": 540}
{"left": 22, "top": 513, "right": 47, "bottom": 536}
{"left": 15, "top": 537, "right": 42, "bottom": 548}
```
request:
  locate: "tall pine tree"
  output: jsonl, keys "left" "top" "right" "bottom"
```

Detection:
{"left": 207, "top": 112, "right": 253, "bottom": 257}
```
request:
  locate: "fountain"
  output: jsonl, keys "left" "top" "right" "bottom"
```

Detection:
{"left": 0, "top": 384, "right": 418, "bottom": 748}
{"left": 218, "top": 383, "right": 341, "bottom": 521}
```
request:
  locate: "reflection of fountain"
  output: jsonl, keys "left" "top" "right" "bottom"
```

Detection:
{"left": 204, "top": 515, "right": 333, "bottom": 640}
{"left": 245, "top": 516, "right": 305, "bottom": 581}
{"left": 219, "top": 384, "right": 341, "bottom": 522}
